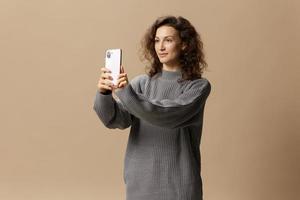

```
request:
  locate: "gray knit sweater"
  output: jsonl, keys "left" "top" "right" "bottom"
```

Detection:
{"left": 93, "top": 69, "right": 211, "bottom": 200}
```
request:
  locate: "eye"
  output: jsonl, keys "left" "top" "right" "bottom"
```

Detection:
{"left": 166, "top": 39, "right": 172, "bottom": 42}
{"left": 154, "top": 39, "right": 159, "bottom": 43}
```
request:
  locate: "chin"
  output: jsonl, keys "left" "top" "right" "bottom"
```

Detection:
{"left": 159, "top": 58, "right": 171, "bottom": 64}
{"left": 160, "top": 59, "right": 175, "bottom": 66}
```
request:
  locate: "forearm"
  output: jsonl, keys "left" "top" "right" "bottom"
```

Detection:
{"left": 115, "top": 84, "right": 208, "bottom": 129}
{"left": 93, "top": 90, "right": 132, "bottom": 129}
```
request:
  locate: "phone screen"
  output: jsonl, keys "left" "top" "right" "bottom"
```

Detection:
{"left": 105, "top": 49, "right": 122, "bottom": 86}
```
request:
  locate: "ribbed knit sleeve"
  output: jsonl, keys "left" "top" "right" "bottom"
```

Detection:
{"left": 93, "top": 91, "right": 133, "bottom": 129}
{"left": 115, "top": 78, "right": 211, "bottom": 129}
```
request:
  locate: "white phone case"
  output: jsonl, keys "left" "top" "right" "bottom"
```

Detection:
{"left": 105, "top": 49, "right": 122, "bottom": 86}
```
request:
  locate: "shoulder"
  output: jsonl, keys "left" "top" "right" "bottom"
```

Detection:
{"left": 185, "top": 77, "right": 211, "bottom": 93}
{"left": 177, "top": 78, "right": 211, "bottom": 104}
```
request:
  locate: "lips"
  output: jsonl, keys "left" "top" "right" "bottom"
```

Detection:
{"left": 159, "top": 53, "right": 168, "bottom": 57}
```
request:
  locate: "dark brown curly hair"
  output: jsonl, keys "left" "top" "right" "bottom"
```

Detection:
{"left": 139, "top": 15, "right": 208, "bottom": 80}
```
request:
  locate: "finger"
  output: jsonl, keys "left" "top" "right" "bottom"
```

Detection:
{"left": 118, "top": 78, "right": 128, "bottom": 87}
{"left": 100, "top": 84, "right": 112, "bottom": 91}
{"left": 119, "top": 82, "right": 124, "bottom": 87}
{"left": 118, "top": 73, "right": 127, "bottom": 79}
{"left": 104, "top": 79, "right": 114, "bottom": 87}
{"left": 116, "top": 77, "right": 126, "bottom": 84}
{"left": 101, "top": 73, "right": 113, "bottom": 80}
{"left": 101, "top": 67, "right": 111, "bottom": 73}
{"left": 117, "top": 77, "right": 127, "bottom": 83}
{"left": 99, "top": 79, "right": 113, "bottom": 88}
{"left": 97, "top": 82, "right": 112, "bottom": 91}
{"left": 119, "top": 81, "right": 127, "bottom": 88}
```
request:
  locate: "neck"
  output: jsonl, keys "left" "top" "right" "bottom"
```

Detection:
{"left": 161, "top": 68, "right": 182, "bottom": 80}
{"left": 162, "top": 63, "right": 181, "bottom": 72}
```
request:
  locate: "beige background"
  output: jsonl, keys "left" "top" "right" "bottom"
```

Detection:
{"left": 0, "top": 0, "right": 299, "bottom": 199}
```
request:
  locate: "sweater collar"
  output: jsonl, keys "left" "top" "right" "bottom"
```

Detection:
{"left": 161, "top": 69, "right": 182, "bottom": 80}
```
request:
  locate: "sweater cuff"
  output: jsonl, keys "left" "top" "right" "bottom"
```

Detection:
{"left": 100, "top": 90, "right": 112, "bottom": 95}
{"left": 93, "top": 90, "right": 115, "bottom": 118}
{"left": 96, "top": 90, "right": 113, "bottom": 99}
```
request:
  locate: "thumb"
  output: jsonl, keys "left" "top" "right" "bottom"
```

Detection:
{"left": 120, "top": 65, "right": 124, "bottom": 73}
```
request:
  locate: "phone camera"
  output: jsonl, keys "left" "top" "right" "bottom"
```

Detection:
{"left": 106, "top": 51, "right": 111, "bottom": 58}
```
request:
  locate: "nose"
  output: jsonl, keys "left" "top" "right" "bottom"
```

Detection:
{"left": 159, "top": 41, "right": 165, "bottom": 51}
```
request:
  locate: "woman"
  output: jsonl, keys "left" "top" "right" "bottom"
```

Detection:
{"left": 93, "top": 15, "right": 211, "bottom": 200}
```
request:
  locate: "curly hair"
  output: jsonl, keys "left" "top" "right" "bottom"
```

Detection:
{"left": 139, "top": 15, "right": 208, "bottom": 80}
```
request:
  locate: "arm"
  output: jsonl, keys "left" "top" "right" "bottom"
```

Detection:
{"left": 93, "top": 91, "right": 133, "bottom": 129}
{"left": 115, "top": 78, "right": 211, "bottom": 129}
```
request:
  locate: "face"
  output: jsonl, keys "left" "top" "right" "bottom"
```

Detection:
{"left": 154, "top": 25, "right": 186, "bottom": 67}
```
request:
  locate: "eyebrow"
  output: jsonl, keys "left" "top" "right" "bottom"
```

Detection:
{"left": 155, "top": 35, "right": 175, "bottom": 39}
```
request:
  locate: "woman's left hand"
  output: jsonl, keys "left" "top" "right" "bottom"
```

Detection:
{"left": 112, "top": 65, "right": 128, "bottom": 100}
{"left": 116, "top": 65, "right": 128, "bottom": 89}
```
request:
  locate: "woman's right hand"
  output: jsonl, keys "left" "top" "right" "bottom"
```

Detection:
{"left": 97, "top": 67, "right": 114, "bottom": 94}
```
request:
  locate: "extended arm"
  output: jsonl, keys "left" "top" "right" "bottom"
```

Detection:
{"left": 115, "top": 79, "right": 211, "bottom": 129}
{"left": 93, "top": 91, "right": 133, "bottom": 129}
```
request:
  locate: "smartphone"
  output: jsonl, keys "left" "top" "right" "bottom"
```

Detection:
{"left": 105, "top": 48, "right": 122, "bottom": 86}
